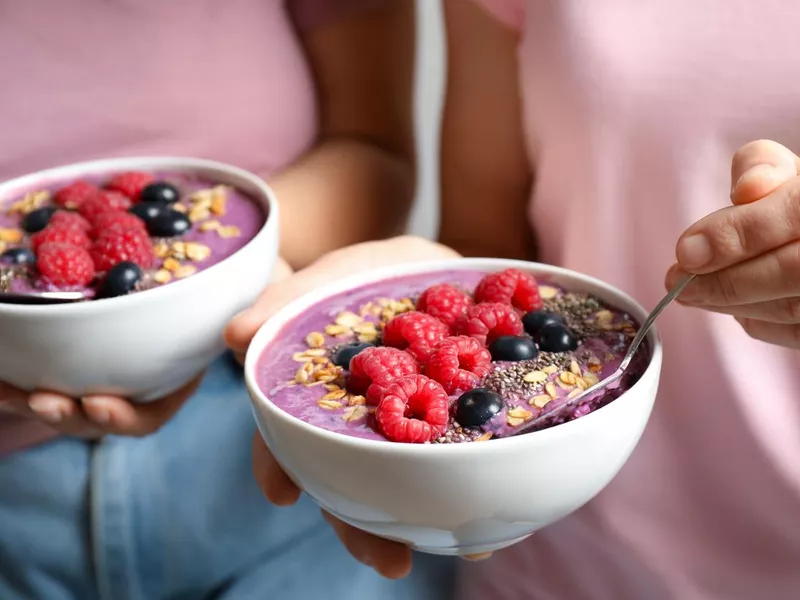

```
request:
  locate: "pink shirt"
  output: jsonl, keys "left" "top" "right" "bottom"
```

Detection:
{"left": 460, "top": 2, "right": 800, "bottom": 599}
{"left": 0, "top": 0, "right": 378, "bottom": 456}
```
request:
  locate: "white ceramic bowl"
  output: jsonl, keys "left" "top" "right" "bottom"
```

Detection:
{"left": 245, "top": 258, "right": 662, "bottom": 556}
{"left": 0, "top": 156, "right": 278, "bottom": 402}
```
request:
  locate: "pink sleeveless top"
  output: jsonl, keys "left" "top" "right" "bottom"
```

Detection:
{"left": 0, "top": 0, "right": 379, "bottom": 456}
{"left": 459, "top": 1, "right": 800, "bottom": 599}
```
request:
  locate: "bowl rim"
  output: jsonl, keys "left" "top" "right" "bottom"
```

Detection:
{"left": 245, "top": 257, "right": 663, "bottom": 456}
{"left": 0, "top": 155, "right": 277, "bottom": 316}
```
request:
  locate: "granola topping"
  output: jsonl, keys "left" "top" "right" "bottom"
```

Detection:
{"left": 263, "top": 271, "right": 646, "bottom": 444}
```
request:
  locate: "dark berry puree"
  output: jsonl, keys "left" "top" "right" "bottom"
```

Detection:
{"left": 0, "top": 171, "right": 265, "bottom": 300}
{"left": 256, "top": 269, "right": 649, "bottom": 444}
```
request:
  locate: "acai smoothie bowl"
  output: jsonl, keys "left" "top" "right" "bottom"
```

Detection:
{"left": 0, "top": 156, "right": 278, "bottom": 401}
{"left": 245, "top": 258, "right": 662, "bottom": 556}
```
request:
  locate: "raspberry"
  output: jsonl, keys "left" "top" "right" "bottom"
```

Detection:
{"left": 455, "top": 302, "right": 524, "bottom": 346}
{"left": 49, "top": 211, "right": 91, "bottom": 232}
{"left": 347, "top": 346, "right": 419, "bottom": 405}
{"left": 381, "top": 311, "right": 449, "bottom": 362}
{"left": 474, "top": 268, "right": 543, "bottom": 312}
{"left": 425, "top": 336, "right": 493, "bottom": 395}
{"left": 53, "top": 180, "right": 98, "bottom": 209}
{"left": 78, "top": 191, "right": 132, "bottom": 222}
{"left": 416, "top": 284, "right": 474, "bottom": 331}
{"left": 90, "top": 211, "right": 147, "bottom": 238}
{"left": 374, "top": 375, "right": 449, "bottom": 443}
{"left": 31, "top": 225, "right": 91, "bottom": 251}
{"left": 90, "top": 227, "right": 153, "bottom": 272}
{"left": 36, "top": 243, "right": 95, "bottom": 287}
{"left": 105, "top": 171, "right": 154, "bottom": 201}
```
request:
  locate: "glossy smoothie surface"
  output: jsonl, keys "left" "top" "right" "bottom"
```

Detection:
{"left": 256, "top": 270, "right": 648, "bottom": 443}
{"left": 0, "top": 171, "right": 265, "bottom": 298}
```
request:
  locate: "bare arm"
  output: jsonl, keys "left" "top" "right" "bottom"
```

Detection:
{"left": 439, "top": 0, "right": 535, "bottom": 260}
{"left": 270, "top": 2, "right": 416, "bottom": 270}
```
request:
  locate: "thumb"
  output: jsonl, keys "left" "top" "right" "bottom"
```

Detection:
{"left": 224, "top": 251, "right": 373, "bottom": 353}
{"left": 730, "top": 139, "right": 800, "bottom": 205}
{"left": 224, "top": 256, "right": 296, "bottom": 353}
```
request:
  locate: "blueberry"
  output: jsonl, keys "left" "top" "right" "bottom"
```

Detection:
{"left": 146, "top": 209, "right": 192, "bottom": 237}
{"left": 97, "top": 262, "right": 142, "bottom": 298}
{"left": 331, "top": 342, "right": 374, "bottom": 369}
{"left": 129, "top": 201, "right": 167, "bottom": 223}
{"left": 139, "top": 182, "right": 180, "bottom": 204}
{"left": 0, "top": 247, "right": 35, "bottom": 266}
{"left": 536, "top": 323, "right": 578, "bottom": 353}
{"left": 489, "top": 335, "right": 538, "bottom": 362}
{"left": 522, "top": 310, "right": 565, "bottom": 336}
{"left": 21, "top": 206, "right": 56, "bottom": 233}
{"left": 455, "top": 388, "right": 505, "bottom": 428}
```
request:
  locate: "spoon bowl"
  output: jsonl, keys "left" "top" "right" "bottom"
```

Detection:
{"left": 0, "top": 290, "right": 88, "bottom": 304}
{"left": 514, "top": 273, "right": 695, "bottom": 436}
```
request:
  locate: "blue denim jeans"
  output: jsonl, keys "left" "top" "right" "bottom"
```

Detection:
{"left": 0, "top": 355, "right": 455, "bottom": 600}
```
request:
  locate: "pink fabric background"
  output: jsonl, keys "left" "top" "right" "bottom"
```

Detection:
{"left": 461, "top": 1, "right": 800, "bottom": 599}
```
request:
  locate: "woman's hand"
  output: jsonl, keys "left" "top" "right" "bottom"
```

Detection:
{"left": 224, "top": 236, "right": 460, "bottom": 579}
{"left": 225, "top": 236, "right": 459, "bottom": 356}
{"left": 0, "top": 377, "right": 203, "bottom": 438}
{"left": 666, "top": 139, "right": 800, "bottom": 347}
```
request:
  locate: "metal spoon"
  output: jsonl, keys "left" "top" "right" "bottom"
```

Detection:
{"left": 0, "top": 290, "right": 88, "bottom": 304}
{"left": 513, "top": 273, "right": 696, "bottom": 436}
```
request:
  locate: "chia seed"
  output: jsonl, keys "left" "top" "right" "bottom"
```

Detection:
{"left": 432, "top": 420, "right": 485, "bottom": 444}
{"left": 135, "top": 271, "right": 159, "bottom": 293}
{"left": 0, "top": 268, "right": 16, "bottom": 293}
{"left": 481, "top": 353, "right": 573, "bottom": 399}
{"left": 543, "top": 292, "right": 605, "bottom": 342}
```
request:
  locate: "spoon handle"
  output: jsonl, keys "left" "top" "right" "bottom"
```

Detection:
{"left": 617, "top": 273, "right": 695, "bottom": 373}
{"left": 0, "top": 290, "right": 88, "bottom": 304}
{"left": 512, "top": 273, "right": 695, "bottom": 436}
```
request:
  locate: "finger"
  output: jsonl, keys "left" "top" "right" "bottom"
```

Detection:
{"left": 2, "top": 384, "right": 103, "bottom": 438}
{"left": 736, "top": 317, "right": 800, "bottom": 349}
{"left": 462, "top": 552, "right": 494, "bottom": 561}
{"left": 321, "top": 511, "right": 412, "bottom": 579}
{"left": 0, "top": 382, "right": 31, "bottom": 415}
{"left": 80, "top": 375, "right": 203, "bottom": 437}
{"left": 251, "top": 432, "right": 301, "bottom": 506}
{"left": 26, "top": 391, "right": 103, "bottom": 438}
{"left": 667, "top": 240, "right": 800, "bottom": 306}
{"left": 224, "top": 237, "right": 460, "bottom": 354}
{"left": 731, "top": 140, "right": 800, "bottom": 205}
{"left": 689, "top": 297, "right": 800, "bottom": 323}
{"left": 674, "top": 178, "right": 800, "bottom": 273}
{"left": 224, "top": 254, "right": 359, "bottom": 353}
{"left": 224, "top": 257, "right": 295, "bottom": 353}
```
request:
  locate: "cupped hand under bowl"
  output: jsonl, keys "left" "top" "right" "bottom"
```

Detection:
{"left": 245, "top": 258, "right": 662, "bottom": 556}
{"left": 0, "top": 156, "right": 278, "bottom": 401}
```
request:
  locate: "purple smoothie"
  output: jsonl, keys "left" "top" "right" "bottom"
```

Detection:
{"left": 256, "top": 270, "right": 649, "bottom": 444}
{"left": 0, "top": 171, "right": 265, "bottom": 299}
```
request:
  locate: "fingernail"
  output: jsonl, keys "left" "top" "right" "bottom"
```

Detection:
{"left": 677, "top": 234, "right": 712, "bottom": 269}
{"left": 81, "top": 397, "right": 111, "bottom": 424}
{"left": 734, "top": 163, "right": 776, "bottom": 193}
{"left": 461, "top": 552, "right": 493, "bottom": 562}
{"left": 28, "top": 395, "right": 67, "bottom": 423}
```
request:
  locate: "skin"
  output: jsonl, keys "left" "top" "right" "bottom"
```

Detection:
{"left": 241, "top": 236, "right": 460, "bottom": 579}
{"left": 247, "top": 0, "right": 535, "bottom": 577}
{"left": 438, "top": 0, "right": 535, "bottom": 261}
{"left": 0, "top": 2, "right": 416, "bottom": 438}
{"left": 666, "top": 140, "right": 800, "bottom": 345}
{"left": 249, "top": 3, "right": 800, "bottom": 580}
